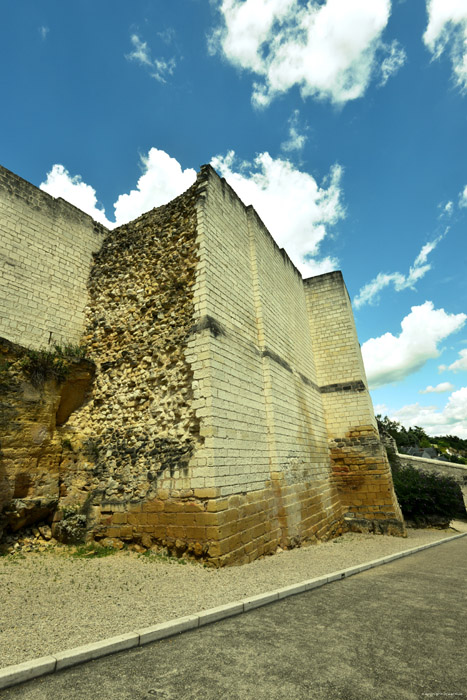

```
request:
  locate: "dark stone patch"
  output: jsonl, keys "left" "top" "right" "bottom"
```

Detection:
{"left": 320, "top": 380, "right": 366, "bottom": 394}
{"left": 261, "top": 349, "right": 292, "bottom": 373}
{"left": 298, "top": 372, "right": 319, "bottom": 391}
{"left": 189, "top": 315, "right": 226, "bottom": 338}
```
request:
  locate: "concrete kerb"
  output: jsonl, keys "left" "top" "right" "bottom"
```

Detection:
{"left": 1, "top": 531, "right": 466, "bottom": 691}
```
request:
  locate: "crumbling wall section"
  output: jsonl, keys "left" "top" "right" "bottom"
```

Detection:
{"left": 0, "top": 337, "right": 94, "bottom": 541}
{"left": 59, "top": 181, "right": 205, "bottom": 549}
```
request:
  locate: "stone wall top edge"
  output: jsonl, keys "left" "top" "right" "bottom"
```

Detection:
{"left": 398, "top": 452, "right": 467, "bottom": 472}
{"left": 303, "top": 270, "right": 344, "bottom": 285}
{"left": 199, "top": 164, "right": 304, "bottom": 281}
{"left": 0, "top": 163, "right": 108, "bottom": 234}
{"left": 303, "top": 270, "right": 352, "bottom": 303}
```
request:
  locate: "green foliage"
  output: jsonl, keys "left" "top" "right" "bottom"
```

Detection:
{"left": 71, "top": 543, "right": 118, "bottom": 558}
{"left": 433, "top": 434, "right": 467, "bottom": 464}
{"left": 20, "top": 348, "right": 68, "bottom": 386}
{"left": 19, "top": 343, "right": 88, "bottom": 387}
{"left": 376, "top": 415, "right": 467, "bottom": 464}
{"left": 139, "top": 550, "right": 188, "bottom": 565}
{"left": 52, "top": 343, "right": 87, "bottom": 361}
{"left": 61, "top": 439, "right": 73, "bottom": 451}
{"left": 392, "top": 465, "right": 466, "bottom": 523}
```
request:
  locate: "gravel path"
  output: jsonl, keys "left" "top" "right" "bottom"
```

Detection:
{"left": 1, "top": 526, "right": 465, "bottom": 669}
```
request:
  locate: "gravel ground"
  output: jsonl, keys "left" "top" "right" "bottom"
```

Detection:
{"left": 1, "top": 525, "right": 465, "bottom": 669}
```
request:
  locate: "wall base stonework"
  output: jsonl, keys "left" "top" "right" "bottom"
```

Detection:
{"left": 93, "top": 479, "right": 346, "bottom": 566}
{"left": 329, "top": 425, "right": 405, "bottom": 536}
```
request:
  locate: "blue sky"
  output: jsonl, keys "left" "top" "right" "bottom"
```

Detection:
{"left": 1, "top": 0, "right": 467, "bottom": 437}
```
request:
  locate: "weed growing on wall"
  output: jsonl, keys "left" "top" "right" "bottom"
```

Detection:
{"left": 52, "top": 343, "right": 87, "bottom": 361}
{"left": 19, "top": 343, "right": 87, "bottom": 387}
{"left": 20, "top": 348, "right": 68, "bottom": 386}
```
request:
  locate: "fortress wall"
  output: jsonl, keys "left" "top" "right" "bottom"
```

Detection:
{"left": 0, "top": 162, "right": 404, "bottom": 563}
{"left": 191, "top": 168, "right": 273, "bottom": 497}
{"left": 0, "top": 165, "right": 105, "bottom": 349}
{"left": 184, "top": 168, "right": 345, "bottom": 563}
{"left": 304, "top": 273, "right": 404, "bottom": 534}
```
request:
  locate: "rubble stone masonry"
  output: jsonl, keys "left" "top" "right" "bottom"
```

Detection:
{"left": 0, "top": 163, "right": 405, "bottom": 565}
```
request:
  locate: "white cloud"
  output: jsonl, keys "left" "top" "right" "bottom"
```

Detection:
{"left": 361, "top": 301, "right": 466, "bottom": 389}
{"left": 40, "top": 150, "right": 197, "bottom": 229}
{"left": 210, "top": 0, "right": 405, "bottom": 106}
{"left": 113, "top": 149, "right": 197, "bottom": 225}
{"left": 39, "top": 26, "right": 49, "bottom": 40}
{"left": 126, "top": 34, "right": 153, "bottom": 67}
{"left": 353, "top": 232, "right": 445, "bottom": 309}
{"left": 281, "top": 110, "right": 308, "bottom": 152}
{"left": 152, "top": 57, "right": 176, "bottom": 83}
{"left": 419, "top": 382, "right": 455, "bottom": 393}
{"left": 439, "top": 348, "right": 467, "bottom": 372}
{"left": 40, "top": 165, "right": 113, "bottom": 227}
{"left": 211, "top": 150, "right": 344, "bottom": 277}
{"left": 459, "top": 184, "right": 467, "bottom": 208}
{"left": 424, "top": 0, "right": 467, "bottom": 92}
{"left": 126, "top": 33, "right": 177, "bottom": 83}
{"left": 390, "top": 388, "right": 467, "bottom": 439}
{"left": 379, "top": 40, "right": 407, "bottom": 86}
{"left": 40, "top": 148, "right": 343, "bottom": 275}
{"left": 439, "top": 200, "right": 454, "bottom": 217}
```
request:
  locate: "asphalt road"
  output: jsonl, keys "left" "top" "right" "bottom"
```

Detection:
{"left": 2, "top": 537, "right": 466, "bottom": 700}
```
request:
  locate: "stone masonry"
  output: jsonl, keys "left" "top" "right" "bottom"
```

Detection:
{"left": 0, "top": 163, "right": 405, "bottom": 565}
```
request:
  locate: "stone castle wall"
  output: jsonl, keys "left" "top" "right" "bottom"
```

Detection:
{"left": 305, "top": 273, "right": 403, "bottom": 532}
{"left": 0, "top": 165, "right": 106, "bottom": 349}
{"left": 0, "top": 163, "right": 405, "bottom": 565}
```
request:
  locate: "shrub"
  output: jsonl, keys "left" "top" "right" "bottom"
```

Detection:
{"left": 19, "top": 343, "right": 88, "bottom": 387}
{"left": 52, "top": 343, "right": 87, "bottom": 361}
{"left": 20, "top": 348, "right": 68, "bottom": 386}
{"left": 392, "top": 465, "right": 466, "bottom": 524}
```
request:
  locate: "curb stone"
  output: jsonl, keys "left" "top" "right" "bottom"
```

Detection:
{"left": 1, "top": 531, "right": 466, "bottom": 691}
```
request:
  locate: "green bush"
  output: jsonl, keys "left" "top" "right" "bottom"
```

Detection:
{"left": 392, "top": 465, "right": 466, "bottom": 523}
{"left": 19, "top": 343, "right": 87, "bottom": 387}
{"left": 20, "top": 348, "right": 68, "bottom": 386}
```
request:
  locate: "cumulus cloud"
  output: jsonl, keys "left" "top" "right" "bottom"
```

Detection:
{"left": 40, "top": 148, "right": 343, "bottom": 275}
{"left": 389, "top": 388, "right": 467, "bottom": 439}
{"left": 439, "top": 348, "right": 467, "bottom": 372}
{"left": 209, "top": 0, "right": 405, "bottom": 106}
{"left": 424, "top": 0, "right": 467, "bottom": 92}
{"left": 40, "top": 150, "right": 197, "bottom": 229}
{"left": 126, "top": 33, "right": 177, "bottom": 83}
{"left": 353, "top": 232, "right": 446, "bottom": 309}
{"left": 281, "top": 110, "right": 308, "bottom": 152}
{"left": 113, "top": 149, "right": 196, "bottom": 225}
{"left": 40, "top": 165, "right": 113, "bottom": 227}
{"left": 361, "top": 301, "right": 466, "bottom": 389}
{"left": 211, "top": 150, "right": 344, "bottom": 277}
{"left": 419, "top": 382, "right": 455, "bottom": 394}
{"left": 39, "top": 26, "right": 49, "bottom": 40}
